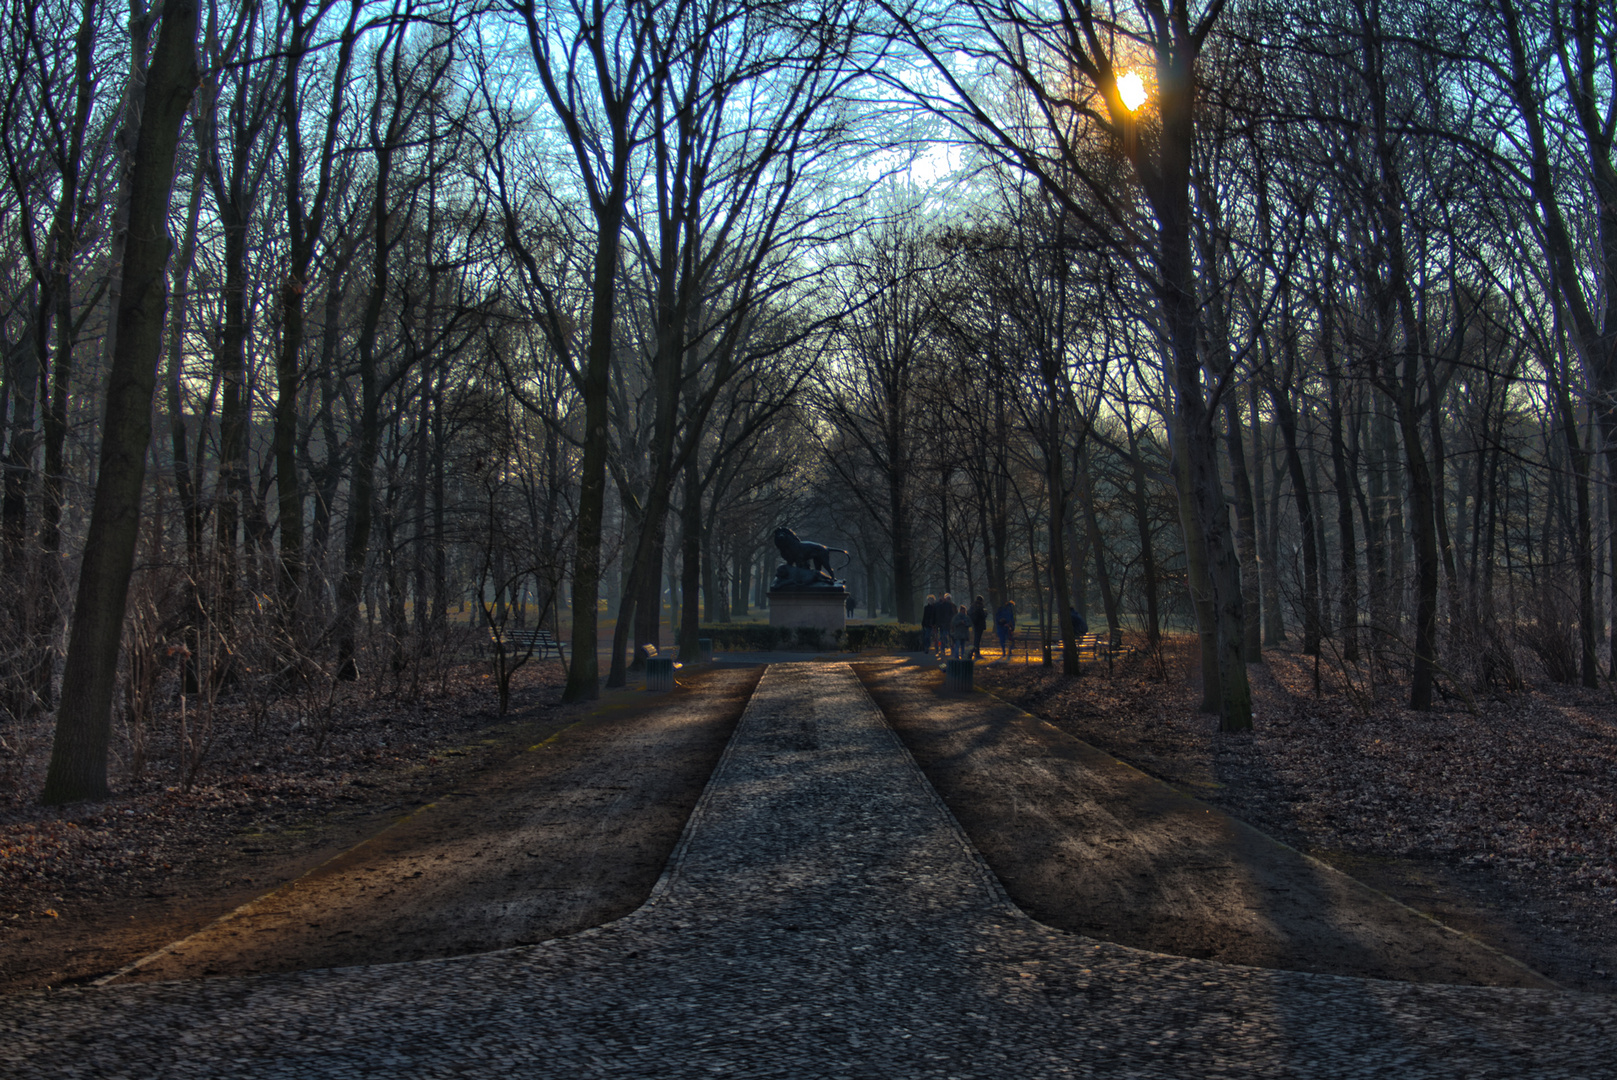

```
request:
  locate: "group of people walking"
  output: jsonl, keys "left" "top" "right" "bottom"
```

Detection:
{"left": 920, "top": 592, "right": 1018, "bottom": 660}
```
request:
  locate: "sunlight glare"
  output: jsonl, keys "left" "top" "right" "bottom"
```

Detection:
{"left": 1117, "top": 71, "right": 1147, "bottom": 112}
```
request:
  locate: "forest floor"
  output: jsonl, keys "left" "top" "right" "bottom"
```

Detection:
{"left": 0, "top": 658, "right": 754, "bottom": 995}
{"left": 972, "top": 636, "right": 1617, "bottom": 993}
{"left": 3, "top": 639, "right": 1613, "bottom": 997}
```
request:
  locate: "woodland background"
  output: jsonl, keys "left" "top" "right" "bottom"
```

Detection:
{"left": 1, "top": 0, "right": 1615, "bottom": 804}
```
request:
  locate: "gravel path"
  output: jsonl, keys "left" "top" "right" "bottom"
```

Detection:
{"left": 2, "top": 662, "right": 1613, "bottom": 1078}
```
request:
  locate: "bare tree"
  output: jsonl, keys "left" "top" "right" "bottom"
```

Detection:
{"left": 44, "top": 0, "right": 199, "bottom": 804}
{"left": 503, "top": 0, "right": 661, "bottom": 701}
{"left": 816, "top": 218, "right": 940, "bottom": 624}
{"left": 883, "top": 0, "right": 1252, "bottom": 726}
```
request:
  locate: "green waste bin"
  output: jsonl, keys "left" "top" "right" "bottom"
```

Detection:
{"left": 646, "top": 656, "right": 676, "bottom": 691}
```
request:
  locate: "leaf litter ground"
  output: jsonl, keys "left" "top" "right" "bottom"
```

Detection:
{"left": 975, "top": 636, "right": 1617, "bottom": 992}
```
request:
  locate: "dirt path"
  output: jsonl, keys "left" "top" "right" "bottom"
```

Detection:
{"left": 5, "top": 667, "right": 757, "bottom": 992}
{"left": 857, "top": 659, "right": 1554, "bottom": 988}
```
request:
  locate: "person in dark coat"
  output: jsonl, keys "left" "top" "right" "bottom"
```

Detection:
{"left": 920, "top": 594, "right": 937, "bottom": 652}
{"left": 933, "top": 592, "right": 955, "bottom": 655}
{"left": 994, "top": 599, "right": 1016, "bottom": 658}
{"left": 969, "top": 595, "right": 988, "bottom": 660}
{"left": 1070, "top": 607, "right": 1088, "bottom": 639}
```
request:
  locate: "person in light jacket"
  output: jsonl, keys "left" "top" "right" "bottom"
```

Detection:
{"left": 949, "top": 604, "right": 971, "bottom": 659}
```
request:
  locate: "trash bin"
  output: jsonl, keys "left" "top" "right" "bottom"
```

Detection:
{"left": 698, "top": 637, "right": 713, "bottom": 662}
{"left": 944, "top": 658, "right": 974, "bottom": 692}
{"left": 646, "top": 656, "right": 676, "bottom": 691}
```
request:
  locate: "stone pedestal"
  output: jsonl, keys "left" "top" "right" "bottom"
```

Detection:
{"left": 768, "top": 588, "right": 847, "bottom": 635}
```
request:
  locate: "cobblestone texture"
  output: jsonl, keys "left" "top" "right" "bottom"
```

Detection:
{"left": 2, "top": 662, "right": 1614, "bottom": 1077}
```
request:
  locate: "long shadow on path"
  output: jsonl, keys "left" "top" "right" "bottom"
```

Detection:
{"left": 860, "top": 658, "right": 1552, "bottom": 988}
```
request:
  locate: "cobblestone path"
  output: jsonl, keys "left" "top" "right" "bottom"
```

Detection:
{"left": 3, "top": 663, "right": 1614, "bottom": 1078}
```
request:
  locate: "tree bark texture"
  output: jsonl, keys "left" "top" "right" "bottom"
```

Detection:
{"left": 44, "top": 0, "right": 198, "bottom": 804}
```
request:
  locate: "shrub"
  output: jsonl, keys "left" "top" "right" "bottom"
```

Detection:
{"left": 1515, "top": 578, "right": 1582, "bottom": 684}
{"left": 839, "top": 624, "right": 925, "bottom": 652}
{"left": 698, "top": 623, "right": 795, "bottom": 651}
{"left": 698, "top": 622, "right": 926, "bottom": 652}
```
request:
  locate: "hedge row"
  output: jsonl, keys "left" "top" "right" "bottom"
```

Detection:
{"left": 696, "top": 623, "right": 926, "bottom": 652}
{"left": 697, "top": 624, "right": 800, "bottom": 651}
{"left": 839, "top": 623, "right": 925, "bottom": 652}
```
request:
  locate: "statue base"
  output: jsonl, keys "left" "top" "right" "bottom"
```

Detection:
{"left": 768, "top": 588, "right": 847, "bottom": 634}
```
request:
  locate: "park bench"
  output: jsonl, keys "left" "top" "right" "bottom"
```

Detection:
{"left": 490, "top": 627, "right": 568, "bottom": 661}
{"left": 1077, "top": 634, "right": 1109, "bottom": 662}
{"left": 1081, "top": 633, "right": 1144, "bottom": 665}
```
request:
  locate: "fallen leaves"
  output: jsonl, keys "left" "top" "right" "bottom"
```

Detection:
{"left": 0, "top": 659, "right": 567, "bottom": 921}
{"left": 979, "top": 636, "right": 1617, "bottom": 986}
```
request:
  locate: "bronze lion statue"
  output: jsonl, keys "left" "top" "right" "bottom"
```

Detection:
{"left": 773, "top": 526, "right": 846, "bottom": 578}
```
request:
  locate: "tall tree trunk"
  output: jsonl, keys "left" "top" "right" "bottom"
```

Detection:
{"left": 679, "top": 461, "right": 702, "bottom": 659}
{"left": 1273, "top": 377, "right": 1321, "bottom": 655}
{"left": 167, "top": 151, "right": 206, "bottom": 573}
{"left": 1224, "top": 393, "right": 1263, "bottom": 662}
{"left": 1038, "top": 365, "right": 1077, "bottom": 676}
{"left": 44, "top": 0, "right": 198, "bottom": 804}
{"left": 413, "top": 377, "right": 430, "bottom": 640}
{"left": 1397, "top": 398, "right": 1441, "bottom": 709}
{"left": 274, "top": 2, "right": 357, "bottom": 618}
{"left": 274, "top": 273, "right": 306, "bottom": 613}
{"left": 2, "top": 297, "right": 41, "bottom": 722}
{"left": 431, "top": 361, "right": 448, "bottom": 634}
{"left": 563, "top": 203, "right": 629, "bottom": 703}
{"left": 1248, "top": 383, "right": 1284, "bottom": 646}
{"left": 308, "top": 258, "right": 350, "bottom": 620}
{"left": 212, "top": 201, "right": 249, "bottom": 620}
{"left": 335, "top": 159, "right": 395, "bottom": 679}
{"left": 1076, "top": 443, "right": 1120, "bottom": 647}
{"left": 1550, "top": 360, "right": 1599, "bottom": 686}
{"left": 1324, "top": 364, "right": 1360, "bottom": 664}
{"left": 1174, "top": 432, "right": 1221, "bottom": 710}
{"left": 1152, "top": 45, "right": 1249, "bottom": 729}
{"left": 890, "top": 467, "right": 915, "bottom": 623}
{"left": 702, "top": 520, "right": 719, "bottom": 623}
{"left": 1307, "top": 438, "right": 1332, "bottom": 638}
{"left": 1124, "top": 407, "right": 1161, "bottom": 645}
{"left": 989, "top": 382, "right": 1010, "bottom": 609}
{"left": 2, "top": 294, "right": 39, "bottom": 572}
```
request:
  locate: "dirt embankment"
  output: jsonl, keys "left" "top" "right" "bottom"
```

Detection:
{"left": 2, "top": 666, "right": 758, "bottom": 994}
{"left": 859, "top": 658, "right": 1554, "bottom": 988}
{"left": 969, "top": 643, "right": 1617, "bottom": 994}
